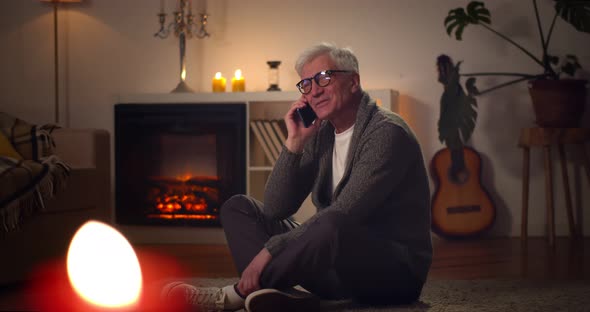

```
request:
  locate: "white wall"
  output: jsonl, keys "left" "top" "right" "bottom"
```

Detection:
{"left": 1, "top": 0, "right": 589, "bottom": 242}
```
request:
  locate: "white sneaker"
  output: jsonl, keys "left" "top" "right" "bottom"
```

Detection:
{"left": 161, "top": 281, "right": 226, "bottom": 312}
{"left": 245, "top": 288, "right": 320, "bottom": 312}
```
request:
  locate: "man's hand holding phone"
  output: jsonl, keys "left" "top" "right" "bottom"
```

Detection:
{"left": 296, "top": 101, "right": 317, "bottom": 128}
{"left": 284, "top": 98, "right": 320, "bottom": 153}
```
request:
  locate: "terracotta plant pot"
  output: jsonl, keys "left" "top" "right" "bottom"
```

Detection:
{"left": 528, "top": 79, "right": 588, "bottom": 128}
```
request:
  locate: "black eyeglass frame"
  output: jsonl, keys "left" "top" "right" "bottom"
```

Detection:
{"left": 295, "top": 70, "right": 352, "bottom": 94}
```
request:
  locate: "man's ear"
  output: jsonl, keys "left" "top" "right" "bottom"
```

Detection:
{"left": 350, "top": 73, "right": 360, "bottom": 92}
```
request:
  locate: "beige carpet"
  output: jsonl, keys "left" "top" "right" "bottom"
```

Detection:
{"left": 171, "top": 278, "right": 590, "bottom": 312}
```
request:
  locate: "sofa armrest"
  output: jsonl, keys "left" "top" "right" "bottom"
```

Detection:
{"left": 52, "top": 128, "right": 110, "bottom": 170}
{"left": 46, "top": 128, "right": 111, "bottom": 218}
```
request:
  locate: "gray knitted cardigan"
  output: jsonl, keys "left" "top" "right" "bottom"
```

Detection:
{"left": 262, "top": 91, "right": 432, "bottom": 282}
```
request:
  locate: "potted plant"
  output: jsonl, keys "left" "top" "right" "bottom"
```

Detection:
{"left": 439, "top": 0, "right": 589, "bottom": 142}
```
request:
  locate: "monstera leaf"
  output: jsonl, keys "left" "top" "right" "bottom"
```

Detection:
{"left": 437, "top": 56, "right": 478, "bottom": 150}
{"left": 555, "top": 0, "right": 590, "bottom": 33}
{"left": 438, "top": 87, "right": 478, "bottom": 149}
{"left": 444, "top": 1, "right": 491, "bottom": 40}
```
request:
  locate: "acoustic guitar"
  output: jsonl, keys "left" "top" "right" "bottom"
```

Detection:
{"left": 430, "top": 146, "right": 496, "bottom": 238}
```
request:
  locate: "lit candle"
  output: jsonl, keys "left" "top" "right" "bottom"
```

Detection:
{"left": 231, "top": 69, "right": 246, "bottom": 92}
{"left": 212, "top": 72, "right": 226, "bottom": 92}
{"left": 160, "top": 0, "right": 165, "bottom": 13}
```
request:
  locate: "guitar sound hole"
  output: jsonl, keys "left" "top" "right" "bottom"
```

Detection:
{"left": 447, "top": 167, "right": 470, "bottom": 185}
{"left": 447, "top": 205, "right": 481, "bottom": 214}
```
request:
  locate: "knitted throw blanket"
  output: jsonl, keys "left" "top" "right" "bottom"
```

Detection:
{"left": 0, "top": 113, "right": 70, "bottom": 232}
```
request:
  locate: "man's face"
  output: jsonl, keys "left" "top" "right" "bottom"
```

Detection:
{"left": 300, "top": 54, "right": 358, "bottom": 122}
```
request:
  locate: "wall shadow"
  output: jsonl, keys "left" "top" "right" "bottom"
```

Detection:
{"left": 474, "top": 86, "right": 532, "bottom": 236}
{"left": 477, "top": 150, "right": 512, "bottom": 236}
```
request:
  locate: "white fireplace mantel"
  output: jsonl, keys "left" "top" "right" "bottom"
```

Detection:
{"left": 118, "top": 89, "right": 398, "bottom": 110}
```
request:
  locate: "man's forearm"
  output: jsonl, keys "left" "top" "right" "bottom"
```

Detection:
{"left": 263, "top": 146, "right": 315, "bottom": 220}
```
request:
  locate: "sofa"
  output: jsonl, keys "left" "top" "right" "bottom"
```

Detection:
{"left": 0, "top": 127, "right": 111, "bottom": 285}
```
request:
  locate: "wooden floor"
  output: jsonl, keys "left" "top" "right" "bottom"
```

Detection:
{"left": 0, "top": 237, "right": 588, "bottom": 310}
{"left": 132, "top": 237, "right": 590, "bottom": 281}
{"left": 427, "top": 237, "right": 589, "bottom": 280}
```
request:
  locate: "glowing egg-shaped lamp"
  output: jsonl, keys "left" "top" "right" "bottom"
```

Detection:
{"left": 67, "top": 220, "right": 143, "bottom": 309}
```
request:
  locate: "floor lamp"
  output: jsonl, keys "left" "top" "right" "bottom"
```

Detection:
{"left": 41, "top": 0, "right": 81, "bottom": 125}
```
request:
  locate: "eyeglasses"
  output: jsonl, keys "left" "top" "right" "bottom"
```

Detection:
{"left": 296, "top": 70, "right": 352, "bottom": 94}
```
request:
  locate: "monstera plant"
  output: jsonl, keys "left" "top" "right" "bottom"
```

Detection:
{"left": 436, "top": 55, "right": 478, "bottom": 150}
{"left": 437, "top": 0, "right": 590, "bottom": 148}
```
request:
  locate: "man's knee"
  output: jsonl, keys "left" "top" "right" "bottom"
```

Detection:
{"left": 308, "top": 210, "right": 351, "bottom": 242}
{"left": 220, "top": 194, "right": 258, "bottom": 224}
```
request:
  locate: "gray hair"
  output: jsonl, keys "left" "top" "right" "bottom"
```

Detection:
{"left": 295, "top": 42, "right": 360, "bottom": 76}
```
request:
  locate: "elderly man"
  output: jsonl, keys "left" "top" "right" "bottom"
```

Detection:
{"left": 162, "top": 42, "right": 432, "bottom": 312}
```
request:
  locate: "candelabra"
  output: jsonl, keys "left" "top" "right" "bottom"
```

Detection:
{"left": 154, "top": 0, "right": 210, "bottom": 92}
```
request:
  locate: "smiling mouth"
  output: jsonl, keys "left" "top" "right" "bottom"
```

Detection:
{"left": 314, "top": 99, "right": 328, "bottom": 107}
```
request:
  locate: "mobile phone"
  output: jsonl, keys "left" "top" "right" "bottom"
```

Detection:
{"left": 296, "top": 102, "right": 317, "bottom": 128}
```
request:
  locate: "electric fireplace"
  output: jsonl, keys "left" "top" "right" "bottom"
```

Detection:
{"left": 114, "top": 103, "right": 246, "bottom": 227}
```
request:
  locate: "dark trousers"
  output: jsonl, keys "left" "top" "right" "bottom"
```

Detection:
{"left": 220, "top": 195, "right": 422, "bottom": 305}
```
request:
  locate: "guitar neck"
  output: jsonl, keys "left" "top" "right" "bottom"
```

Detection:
{"left": 450, "top": 145, "right": 466, "bottom": 172}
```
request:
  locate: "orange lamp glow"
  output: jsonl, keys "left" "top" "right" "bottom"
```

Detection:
{"left": 67, "top": 220, "right": 142, "bottom": 309}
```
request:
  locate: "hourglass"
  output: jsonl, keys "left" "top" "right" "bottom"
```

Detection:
{"left": 267, "top": 61, "right": 281, "bottom": 91}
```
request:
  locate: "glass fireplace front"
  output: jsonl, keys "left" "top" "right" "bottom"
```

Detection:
{"left": 115, "top": 103, "right": 246, "bottom": 227}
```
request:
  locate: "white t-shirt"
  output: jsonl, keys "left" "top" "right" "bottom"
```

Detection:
{"left": 332, "top": 125, "right": 355, "bottom": 192}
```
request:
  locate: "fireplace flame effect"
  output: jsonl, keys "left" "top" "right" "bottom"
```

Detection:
{"left": 67, "top": 220, "right": 142, "bottom": 309}
{"left": 177, "top": 173, "right": 193, "bottom": 182}
{"left": 149, "top": 174, "right": 220, "bottom": 220}
{"left": 156, "top": 194, "right": 207, "bottom": 212}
